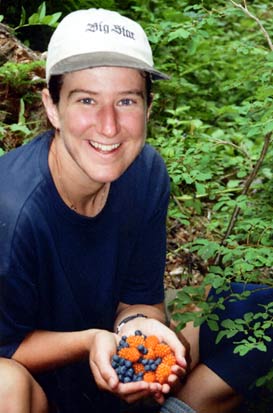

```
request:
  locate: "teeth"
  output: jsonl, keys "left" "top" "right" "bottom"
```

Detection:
{"left": 90, "top": 141, "right": 121, "bottom": 152}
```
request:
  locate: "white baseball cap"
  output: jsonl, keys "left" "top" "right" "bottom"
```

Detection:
{"left": 46, "top": 8, "right": 169, "bottom": 83}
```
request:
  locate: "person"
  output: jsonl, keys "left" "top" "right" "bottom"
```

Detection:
{"left": 1, "top": 7, "right": 272, "bottom": 413}
{"left": 0, "top": 7, "right": 188, "bottom": 413}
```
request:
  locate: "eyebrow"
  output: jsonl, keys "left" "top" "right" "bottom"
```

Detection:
{"left": 68, "top": 89, "right": 145, "bottom": 99}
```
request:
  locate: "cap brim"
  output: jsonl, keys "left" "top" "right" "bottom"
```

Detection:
{"left": 47, "top": 51, "right": 170, "bottom": 81}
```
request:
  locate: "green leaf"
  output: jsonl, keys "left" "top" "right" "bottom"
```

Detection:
{"left": 234, "top": 345, "right": 250, "bottom": 356}
{"left": 38, "top": 2, "right": 46, "bottom": 20}
{"left": 221, "top": 319, "right": 236, "bottom": 329}
{"left": 168, "top": 28, "right": 191, "bottom": 42}
{"left": 207, "top": 319, "right": 219, "bottom": 331}
{"left": 19, "top": 7, "right": 26, "bottom": 26}
{"left": 263, "top": 120, "right": 273, "bottom": 135}
{"left": 42, "top": 13, "right": 62, "bottom": 27}
{"left": 216, "top": 330, "right": 227, "bottom": 344}
{"left": 10, "top": 124, "right": 31, "bottom": 135}
{"left": 257, "top": 342, "right": 267, "bottom": 352}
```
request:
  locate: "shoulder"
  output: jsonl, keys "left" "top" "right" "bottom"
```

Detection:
{"left": 0, "top": 131, "right": 53, "bottom": 268}
{"left": 0, "top": 131, "right": 52, "bottom": 201}
{"left": 115, "top": 144, "right": 170, "bottom": 219}
{"left": 0, "top": 130, "right": 52, "bottom": 171}
{"left": 129, "top": 144, "right": 170, "bottom": 188}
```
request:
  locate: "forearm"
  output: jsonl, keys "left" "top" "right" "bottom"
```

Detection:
{"left": 12, "top": 328, "right": 100, "bottom": 374}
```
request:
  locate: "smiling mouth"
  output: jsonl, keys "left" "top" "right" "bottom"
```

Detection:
{"left": 89, "top": 141, "right": 121, "bottom": 153}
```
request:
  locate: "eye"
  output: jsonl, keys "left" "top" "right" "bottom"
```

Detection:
{"left": 118, "top": 98, "right": 135, "bottom": 106}
{"left": 79, "top": 97, "right": 95, "bottom": 105}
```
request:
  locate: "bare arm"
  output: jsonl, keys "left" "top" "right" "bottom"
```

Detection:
{"left": 11, "top": 303, "right": 166, "bottom": 374}
{"left": 12, "top": 328, "right": 100, "bottom": 373}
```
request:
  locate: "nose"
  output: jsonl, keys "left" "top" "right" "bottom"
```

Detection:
{"left": 96, "top": 104, "right": 120, "bottom": 138}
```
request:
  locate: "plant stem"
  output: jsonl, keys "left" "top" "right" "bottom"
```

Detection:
{"left": 214, "top": 132, "right": 272, "bottom": 265}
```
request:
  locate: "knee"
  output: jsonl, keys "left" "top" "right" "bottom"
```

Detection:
{"left": 0, "top": 357, "right": 33, "bottom": 409}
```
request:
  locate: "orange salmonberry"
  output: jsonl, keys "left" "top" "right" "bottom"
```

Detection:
{"left": 118, "top": 347, "right": 140, "bottom": 363}
{"left": 154, "top": 343, "right": 172, "bottom": 358}
{"left": 133, "top": 362, "right": 145, "bottom": 374}
{"left": 126, "top": 335, "right": 145, "bottom": 347}
{"left": 155, "top": 363, "right": 171, "bottom": 384}
{"left": 162, "top": 353, "right": 176, "bottom": 367}
{"left": 144, "top": 335, "right": 160, "bottom": 349}
{"left": 143, "top": 371, "right": 156, "bottom": 383}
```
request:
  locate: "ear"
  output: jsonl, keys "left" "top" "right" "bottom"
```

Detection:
{"left": 41, "top": 88, "right": 60, "bottom": 129}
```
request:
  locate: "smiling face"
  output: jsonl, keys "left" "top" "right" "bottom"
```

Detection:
{"left": 43, "top": 67, "right": 151, "bottom": 187}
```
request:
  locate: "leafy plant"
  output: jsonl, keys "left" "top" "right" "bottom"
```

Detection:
{"left": 13, "top": 2, "right": 61, "bottom": 32}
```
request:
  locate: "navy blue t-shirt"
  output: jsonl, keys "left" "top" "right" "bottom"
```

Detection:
{"left": 0, "top": 130, "right": 170, "bottom": 412}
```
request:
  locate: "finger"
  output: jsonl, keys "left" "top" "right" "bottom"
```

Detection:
{"left": 167, "top": 373, "right": 180, "bottom": 386}
{"left": 161, "top": 382, "right": 171, "bottom": 394}
{"left": 171, "top": 364, "right": 186, "bottom": 376}
{"left": 153, "top": 391, "right": 166, "bottom": 404}
{"left": 90, "top": 359, "right": 118, "bottom": 391}
{"left": 122, "top": 389, "right": 151, "bottom": 404}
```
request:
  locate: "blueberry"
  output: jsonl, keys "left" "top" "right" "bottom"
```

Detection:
{"left": 124, "top": 376, "right": 131, "bottom": 383}
{"left": 127, "top": 368, "right": 134, "bottom": 377}
{"left": 119, "top": 340, "right": 129, "bottom": 348}
{"left": 135, "top": 330, "right": 142, "bottom": 336}
{"left": 119, "top": 358, "right": 125, "bottom": 366}
{"left": 125, "top": 360, "right": 132, "bottom": 368}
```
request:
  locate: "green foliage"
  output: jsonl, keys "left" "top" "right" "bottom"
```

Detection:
{"left": 0, "top": 60, "right": 45, "bottom": 148}
{"left": 14, "top": 2, "right": 62, "bottom": 31}
{"left": 0, "top": 61, "right": 45, "bottom": 89}
{"left": 1, "top": 1, "right": 62, "bottom": 30}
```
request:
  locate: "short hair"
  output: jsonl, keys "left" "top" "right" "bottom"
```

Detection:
{"left": 48, "top": 71, "right": 153, "bottom": 107}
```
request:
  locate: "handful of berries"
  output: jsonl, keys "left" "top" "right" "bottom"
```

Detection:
{"left": 111, "top": 330, "right": 176, "bottom": 384}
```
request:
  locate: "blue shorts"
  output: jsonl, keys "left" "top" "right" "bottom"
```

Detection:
{"left": 199, "top": 283, "right": 273, "bottom": 399}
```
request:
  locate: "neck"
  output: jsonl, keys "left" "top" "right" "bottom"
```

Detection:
{"left": 48, "top": 138, "right": 110, "bottom": 217}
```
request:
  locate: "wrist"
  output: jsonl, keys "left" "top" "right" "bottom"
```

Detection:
{"left": 82, "top": 329, "right": 101, "bottom": 355}
{"left": 116, "top": 313, "right": 148, "bottom": 334}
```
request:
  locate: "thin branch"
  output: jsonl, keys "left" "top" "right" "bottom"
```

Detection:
{"left": 214, "top": 132, "right": 272, "bottom": 265}
{"left": 230, "top": 0, "right": 273, "bottom": 51}
{"left": 208, "top": 137, "right": 251, "bottom": 159}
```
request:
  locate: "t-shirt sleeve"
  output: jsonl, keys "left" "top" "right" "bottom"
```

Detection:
{"left": 0, "top": 212, "right": 39, "bottom": 358}
{"left": 119, "top": 147, "right": 170, "bottom": 305}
